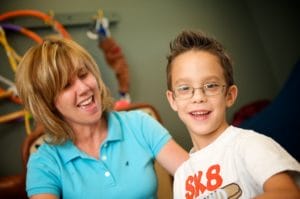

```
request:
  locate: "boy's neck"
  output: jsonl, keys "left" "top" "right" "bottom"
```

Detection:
{"left": 190, "top": 123, "right": 229, "bottom": 151}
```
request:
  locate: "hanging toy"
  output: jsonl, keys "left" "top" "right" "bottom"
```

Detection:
{"left": 87, "top": 10, "right": 130, "bottom": 109}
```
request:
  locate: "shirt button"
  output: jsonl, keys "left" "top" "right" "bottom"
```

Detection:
{"left": 104, "top": 171, "right": 110, "bottom": 177}
{"left": 103, "top": 143, "right": 108, "bottom": 147}
{"left": 102, "top": 155, "right": 107, "bottom": 161}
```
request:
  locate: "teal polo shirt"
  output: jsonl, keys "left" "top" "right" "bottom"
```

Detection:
{"left": 26, "top": 110, "right": 171, "bottom": 199}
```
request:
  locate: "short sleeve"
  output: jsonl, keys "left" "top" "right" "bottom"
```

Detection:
{"left": 26, "top": 145, "right": 61, "bottom": 197}
{"left": 237, "top": 132, "right": 300, "bottom": 187}
{"left": 124, "top": 110, "right": 172, "bottom": 157}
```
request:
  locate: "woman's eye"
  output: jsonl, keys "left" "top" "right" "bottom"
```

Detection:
{"left": 78, "top": 70, "right": 88, "bottom": 78}
{"left": 79, "top": 73, "right": 87, "bottom": 78}
{"left": 63, "top": 82, "right": 71, "bottom": 89}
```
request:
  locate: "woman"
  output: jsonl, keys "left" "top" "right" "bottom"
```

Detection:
{"left": 16, "top": 37, "right": 188, "bottom": 199}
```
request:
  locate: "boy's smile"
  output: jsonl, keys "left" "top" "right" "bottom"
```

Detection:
{"left": 189, "top": 110, "right": 211, "bottom": 121}
{"left": 166, "top": 50, "right": 237, "bottom": 150}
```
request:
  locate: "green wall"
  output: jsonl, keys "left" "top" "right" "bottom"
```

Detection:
{"left": 1, "top": 0, "right": 299, "bottom": 176}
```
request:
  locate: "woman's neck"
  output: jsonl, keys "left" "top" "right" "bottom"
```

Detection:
{"left": 73, "top": 117, "right": 108, "bottom": 159}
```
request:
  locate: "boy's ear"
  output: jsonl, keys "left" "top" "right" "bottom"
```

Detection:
{"left": 226, "top": 85, "right": 238, "bottom": 108}
{"left": 166, "top": 90, "right": 178, "bottom": 111}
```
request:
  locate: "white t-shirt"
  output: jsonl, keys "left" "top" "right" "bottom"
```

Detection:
{"left": 174, "top": 126, "right": 300, "bottom": 199}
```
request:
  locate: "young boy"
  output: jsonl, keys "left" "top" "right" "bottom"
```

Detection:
{"left": 166, "top": 30, "right": 300, "bottom": 199}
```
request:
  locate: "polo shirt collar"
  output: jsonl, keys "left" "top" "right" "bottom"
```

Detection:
{"left": 57, "top": 111, "right": 124, "bottom": 164}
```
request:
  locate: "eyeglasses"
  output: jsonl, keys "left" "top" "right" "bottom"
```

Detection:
{"left": 172, "top": 83, "right": 226, "bottom": 100}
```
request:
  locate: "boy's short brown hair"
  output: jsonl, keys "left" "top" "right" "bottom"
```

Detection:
{"left": 166, "top": 30, "right": 234, "bottom": 90}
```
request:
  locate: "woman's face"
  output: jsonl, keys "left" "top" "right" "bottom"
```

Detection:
{"left": 54, "top": 68, "right": 102, "bottom": 129}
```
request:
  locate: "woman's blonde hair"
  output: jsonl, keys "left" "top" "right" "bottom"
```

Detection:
{"left": 16, "top": 37, "right": 114, "bottom": 144}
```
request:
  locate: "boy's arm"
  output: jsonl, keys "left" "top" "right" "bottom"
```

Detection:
{"left": 255, "top": 172, "right": 300, "bottom": 199}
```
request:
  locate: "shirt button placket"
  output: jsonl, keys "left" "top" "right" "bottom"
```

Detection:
{"left": 104, "top": 171, "right": 110, "bottom": 177}
{"left": 102, "top": 155, "right": 107, "bottom": 161}
{"left": 100, "top": 143, "right": 114, "bottom": 185}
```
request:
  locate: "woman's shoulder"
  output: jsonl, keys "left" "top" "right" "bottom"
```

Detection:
{"left": 109, "top": 110, "right": 154, "bottom": 125}
{"left": 28, "top": 141, "right": 68, "bottom": 166}
{"left": 111, "top": 109, "right": 149, "bottom": 118}
{"left": 29, "top": 142, "right": 58, "bottom": 159}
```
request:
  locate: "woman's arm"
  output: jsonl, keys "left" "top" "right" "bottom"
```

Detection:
{"left": 156, "top": 139, "right": 189, "bottom": 175}
{"left": 255, "top": 172, "right": 300, "bottom": 199}
{"left": 30, "top": 194, "right": 58, "bottom": 199}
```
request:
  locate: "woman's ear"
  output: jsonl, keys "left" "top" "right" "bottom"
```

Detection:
{"left": 226, "top": 85, "right": 238, "bottom": 108}
{"left": 166, "top": 90, "right": 178, "bottom": 112}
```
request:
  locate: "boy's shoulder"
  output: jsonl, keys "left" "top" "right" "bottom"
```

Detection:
{"left": 182, "top": 125, "right": 292, "bottom": 165}
{"left": 176, "top": 126, "right": 300, "bottom": 188}
{"left": 228, "top": 126, "right": 279, "bottom": 147}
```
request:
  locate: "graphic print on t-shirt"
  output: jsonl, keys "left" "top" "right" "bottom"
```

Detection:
{"left": 184, "top": 164, "right": 242, "bottom": 199}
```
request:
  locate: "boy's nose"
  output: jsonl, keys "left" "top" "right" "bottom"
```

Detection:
{"left": 192, "top": 88, "right": 206, "bottom": 102}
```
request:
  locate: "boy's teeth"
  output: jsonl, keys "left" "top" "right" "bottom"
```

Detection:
{"left": 192, "top": 111, "right": 208, "bottom": 115}
{"left": 79, "top": 97, "right": 93, "bottom": 106}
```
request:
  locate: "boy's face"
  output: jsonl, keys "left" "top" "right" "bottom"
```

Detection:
{"left": 166, "top": 50, "right": 237, "bottom": 148}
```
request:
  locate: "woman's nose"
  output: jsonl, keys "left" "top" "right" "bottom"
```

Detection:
{"left": 74, "top": 78, "right": 89, "bottom": 94}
